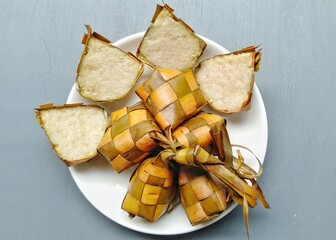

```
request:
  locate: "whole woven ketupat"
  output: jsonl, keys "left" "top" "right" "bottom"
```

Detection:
{"left": 121, "top": 154, "right": 177, "bottom": 222}
{"left": 179, "top": 165, "right": 227, "bottom": 225}
{"left": 98, "top": 102, "right": 161, "bottom": 173}
{"left": 136, "top": 69, "right": 207, "bottom": 131}
{"left": 172, "top": 112, "right": 224, "bottom": 155}
{"left": 173, "top": 145, "right": 269, "bottom": 209}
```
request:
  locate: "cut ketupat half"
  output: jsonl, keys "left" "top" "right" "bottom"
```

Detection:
{"left": 35, "top": 103, "right": 108, "bottom": 166}
{"left": 76, "top": 25, "right": 144, "bottom": 102}
{"left": 195, "top": 46, "right": 262, "bottom": 113}
{"left": 137, "top": 4, "right": 206, "bottom": 70}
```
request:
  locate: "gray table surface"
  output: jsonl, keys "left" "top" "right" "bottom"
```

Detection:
{"left": 1, "top": 0, "right": 336, "bottom": 239}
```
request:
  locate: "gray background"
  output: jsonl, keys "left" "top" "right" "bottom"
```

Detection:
{"left": 1, "top": 0, "right": 335, "bottom": 239}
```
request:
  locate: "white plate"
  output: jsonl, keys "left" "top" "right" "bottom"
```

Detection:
{"left": 67, "top": 32, "right": 268, "bottom": 235}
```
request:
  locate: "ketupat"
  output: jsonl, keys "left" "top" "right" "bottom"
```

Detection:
{"left": 35, "top": 103, "right": 108, "bottom": 166}
{"left": 195, "top": 46, "right": 262, "bottom": 113}
{"left": 98, "top": 102, "right": 162, "bottom": 173}
{"left": 121, "top": 154, "right": 177, "bottom": 222}
{"left": 179, "top": 165, "right": 227, "bottom": 225}
{"left": 136, "top": 69, "right": 207, "bottom": 131}
{"left": 76, "top": 25, "right": 144, "bottom": 102}
{"left": 137, "top": 4, "right": 206, "bottom": 70}
{"left": 172, "top": 112, "right": 224, "bottom": 155}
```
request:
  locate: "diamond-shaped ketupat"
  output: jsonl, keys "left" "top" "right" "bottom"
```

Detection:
{"left": 98, "top": 102, "right": 161, "bottom": 173}
{"left": 136, "top": 69, "right": 207, "bottom": 131}
{"left": 121, "top": 154, "right": 177, "bottom": 222}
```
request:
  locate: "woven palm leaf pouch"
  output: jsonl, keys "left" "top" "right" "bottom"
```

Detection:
{"left": 136, "top": 69, "right": 207, "bottom": 131}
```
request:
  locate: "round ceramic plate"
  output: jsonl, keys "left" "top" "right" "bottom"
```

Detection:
{"left": 67, "top": 32, "right": 268, "bottom": 235}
